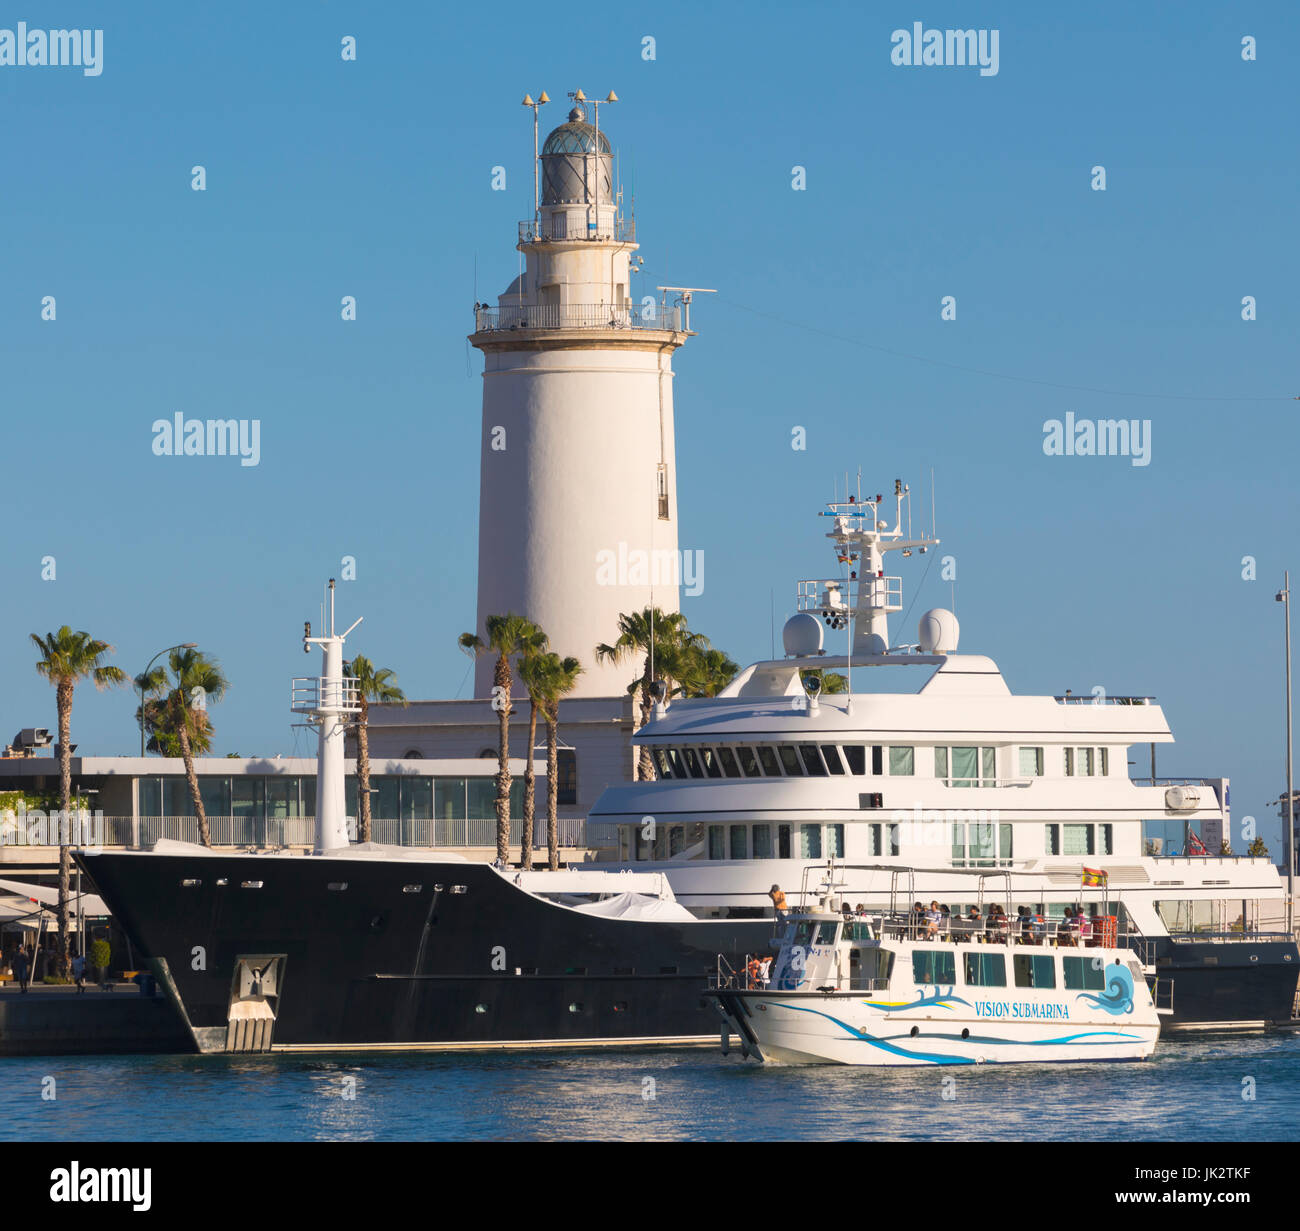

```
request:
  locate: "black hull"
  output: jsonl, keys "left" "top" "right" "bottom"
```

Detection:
{"left": 77, "top": 851, "right": 1299, "bottom": 1051}
{"left": 1151, "top": 937, "right": 1299, "bottom": 1031}
{"left": 78, "top": 852, "right": 773, "bottom": 1051}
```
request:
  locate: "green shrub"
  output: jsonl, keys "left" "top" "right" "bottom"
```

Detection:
{"left": 89, "top": 939, "right": 112, "bottom": 971}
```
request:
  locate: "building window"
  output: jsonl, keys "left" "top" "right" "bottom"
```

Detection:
{"left": 556, "top": 750, "right": 577, "bottom": 806}
{"left": 1019, "top": 747, "right": 1043, "bottom": 776}
{"left": 657, "top": 462, "right": 670, "bottom": 520}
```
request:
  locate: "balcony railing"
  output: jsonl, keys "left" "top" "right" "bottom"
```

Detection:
{"left": 517, "top": 216, "right": 636, "bottom": 245}
{"left": 290, "top": 677, "right": 361, "bottom": 715}
{"left": 0, "top": 815, "right": 604, "bottom": 850}
{"left": 1054, "top": 695, "right": 1155, "bottom": 705}
{"left": 473, "top": 301, "right": 682, "bottom": 334}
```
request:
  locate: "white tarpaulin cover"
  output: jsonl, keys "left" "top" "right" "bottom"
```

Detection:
{"left": 569, "top": 891, "right": 695, "bottom": 921}
{"left": 0, "top": 879, "right": 111, "bottom": 917}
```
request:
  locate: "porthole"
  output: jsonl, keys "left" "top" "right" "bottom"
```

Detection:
{"left": 910, "top": 1026, "right": 920, "bottom": 1037}
{"left": 240, "top": 880, "right": 264, "bottom": 890}
{"left": 451, "top": 885, "right": 468, "bottom": 895}
{"left": 402, "top": 884, "right": 422, "bottom": 894}
{"left": 327, "top": 882, "right": 348, "bottom": 891}
{"left": 1250, "top": 954, "right": 1259, "bottom": 962}
{"left": 216, "top": 878, "right": 228, "bottom": 887}
{"left": 613, "top": 1001, "right": 628, "bottom": 1012}
{"left": 180, "top": 879, "right": 201, "bottom": 888}
{"left": 961, "top": 1028, "right": 970, "bottom": 1039}
{"left": 475, "top": 1004, "right": 488, "bottom": 1014}
{"left": 568, "top": 1002, "right": 584, "bottom": 1013}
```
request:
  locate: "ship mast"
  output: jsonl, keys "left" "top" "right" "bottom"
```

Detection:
{"left": 799, "top": 479, "right": 940, "bottom": 660}
{"left": 292, "top": 580, "right": 363, "bottom": 853}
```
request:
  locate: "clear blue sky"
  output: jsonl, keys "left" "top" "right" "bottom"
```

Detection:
{"left": 3, "top": 2, "right": 1296, "bottom": 854}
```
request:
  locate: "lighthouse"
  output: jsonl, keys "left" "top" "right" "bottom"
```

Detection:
{"left": 469, "top": 91, "right": 699, "bottom": 698}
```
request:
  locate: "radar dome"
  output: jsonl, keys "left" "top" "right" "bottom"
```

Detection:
{"left": 917, "top": 608, "right": 960, "bottom": 653}
{"left": 783, "top": 612, "right": 824, "bottom": 657}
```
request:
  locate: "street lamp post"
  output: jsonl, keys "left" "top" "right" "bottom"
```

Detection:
{"left": 1277, "top": 573, "right": 1294, "bottom": 935}
{"left": 138, "top": 643, "right": 198, "bottom": 756}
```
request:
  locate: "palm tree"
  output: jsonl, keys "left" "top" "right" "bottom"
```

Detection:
{"left": 595, "top": 607, "right": 694, "bottom": 780}
{"left": 535, "top": 653, "right": 584, "bottom": 871}
{"left": 137, "top": 648, "right": 228, "bottom": 846}
{"left": 459, "top": 614, "right": 545, "bottom": 865}
{"left": 676, "top": 646, "right": 740, "bottom": 698}
{"left": 346, "top": 656, "right": 406, "bottom": 843}
{"left": 516, "top": 629, "right": 556, "bottom": 871}
{"left": 31, "top": 627, "right": 127, "bottom": 978}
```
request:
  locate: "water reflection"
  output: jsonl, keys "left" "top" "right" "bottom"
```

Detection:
{"left": 3, "top": 1035, "right": 1298, "bottom": 1142}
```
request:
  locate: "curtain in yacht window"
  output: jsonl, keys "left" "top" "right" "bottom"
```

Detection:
{"left": 889, "top": 746, "right": 914, "bottom": 775}
{"left": 800, "top": 824, "right": 822, "bottom": 858}
{"left": 1063, "top": 823, "right": 1093, "bottom": 855}
{"left": 951, "top": 746, "right": 978, "bottom": 784}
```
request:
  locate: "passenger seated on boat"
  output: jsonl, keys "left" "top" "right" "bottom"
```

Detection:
{"left": 925, "top": 901, "right": 941, "bottom": 938}
{"left": 854, "top": 902, "right": 868, "bottom": 916}
{"left": 910, "top": 902, "right": 926, "bottom": 938}
{"left": 1078, "top": 910, "right": 1094, "bottom": 945}
{"left": 1059, "top": 907, "right": 1077, "bottom": 946}
{"left": 1032, "top": 912, "right": 1047, "bottom": 945}
{"left": 965, "top": 906, "right": 983, "bottom": 940}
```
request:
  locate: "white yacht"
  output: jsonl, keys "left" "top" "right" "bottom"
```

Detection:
{"left": 709, "top": 864, "right": 1167, "bottom": 1066}
{"left": 590, "top": 482, "right": 1299, "bottom": 1032}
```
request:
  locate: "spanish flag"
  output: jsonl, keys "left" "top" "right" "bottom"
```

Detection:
{"left": 1081, "top": 867, "right": 1107, "bottom": 887}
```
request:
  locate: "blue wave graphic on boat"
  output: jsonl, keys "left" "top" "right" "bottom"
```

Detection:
{"left": 868, "top": 986, "right": 970, "bottom": 1013}
{"left": 1074, "top": 964, "right": 1135, "bottom": 1016}
{"left": 772, "top": 1003, "right": 1143, "bottom": 1065}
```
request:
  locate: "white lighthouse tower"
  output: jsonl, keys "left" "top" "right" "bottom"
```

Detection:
{"left": 469, "top": 91, "right": 699, "bottom": 698}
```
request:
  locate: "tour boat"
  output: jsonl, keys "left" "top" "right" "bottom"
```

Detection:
{"left": 709, "top": 864, "right": 1168, "bottom": 1066}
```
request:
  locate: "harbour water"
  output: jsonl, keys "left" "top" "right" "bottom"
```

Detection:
{"left": 4, "top": 1034, "right": 1299, "bottom": 1142}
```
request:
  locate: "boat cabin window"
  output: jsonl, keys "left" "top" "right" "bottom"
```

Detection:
{"left": 843, "top": 920, "right": 875, "bottom": 942}
{"left": 716, "top": 747, "right": 741, "bottom": 778}
{"left": 827, "top": 823, "right": 845, "bottom": 858}
{"left": 729, "top": 824, "right": 747, "bottom": 860}
{"left": 778, "top": 823, "right": 792, "bottom": 858}
{"left": 1045, "top": 823, "right": 1112, "bottom": 857}
{"left": 681, "top": 748, "right": 704, "bottom": 779}
{"left": 778, "top": 746, "right": 803, "bottom": 776}
{"left": 952, "top": 820, "right": 1013, "bottom": 868}
{"left": 792, "top": 920, "right": 815, "bottom": 948}
{"left": 889, "top": 746, "right": 914, "bottom": 776}
{"left": 935, "top": 745, "right": 997, "bottom": 787}
{"left": 1013, "top": 953, "right": 1057, "bottom": 989}
{"left": 912, "top": 949, "right": 956, "bottom": 985}
{"left": 757, "top": 747, "right": 781, "bottom": 776}
{"left": 821, "top": 745, "right": 846, "bottom": 774}
{"left": 868, "top": 822, "right": 900, "bottom": 858}
{"left": 872, "top": 745, "right": 883, "bottom": 774}
{"left": 700, "top": 749, "right": 723, "bottom": 779}
{"left": 1019, "top": 746, "right": 1044, "bottom": 776}
{"left": 1062, "top": 955, "right": 1107, "bottom": 991}
{"left": 842, "top": 745, "right": 866, "bottom": 775}
{"left": 666, "top": 748, "right": 685, "bottom": 778}
{"left": 753, "top": 824, "right": 772, "bottom": 858}
{"left": 1064, "top": 747, "right": 1109, "bottom": 777}
{"left": 800, "top": 824, "right": 822, "bottom": 858}
{"left": 708, "top": 826, "right": 724, "bottom": 860}
{"left": 963, "top": 952, "right": 1007, "bottom": 987}
{"left": 815, "top": 922, "right": 839, "bottom": 946}
{"left": 653, "top": 748, "right": 672, "bottom": 778}
{"left": 737, "top": 747, "right": 761, "bottom": 777}
{"left": 798, "top": 744, "right": 827, "bottom": 776}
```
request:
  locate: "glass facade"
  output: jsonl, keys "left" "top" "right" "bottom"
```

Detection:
{"left": 140, "top": 773, "right": 522, "bottom": 820}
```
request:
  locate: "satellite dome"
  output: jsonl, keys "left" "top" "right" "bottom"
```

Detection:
{"left": 782, "top": 612, "right": 824, "bottom": 657}
{"left": 917, "top": 608, "right": 960, "bottom": 653}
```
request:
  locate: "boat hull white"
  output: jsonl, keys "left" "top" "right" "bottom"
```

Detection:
{"left": 713, "top": 989, "right": 1160, "bottom": 1066}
